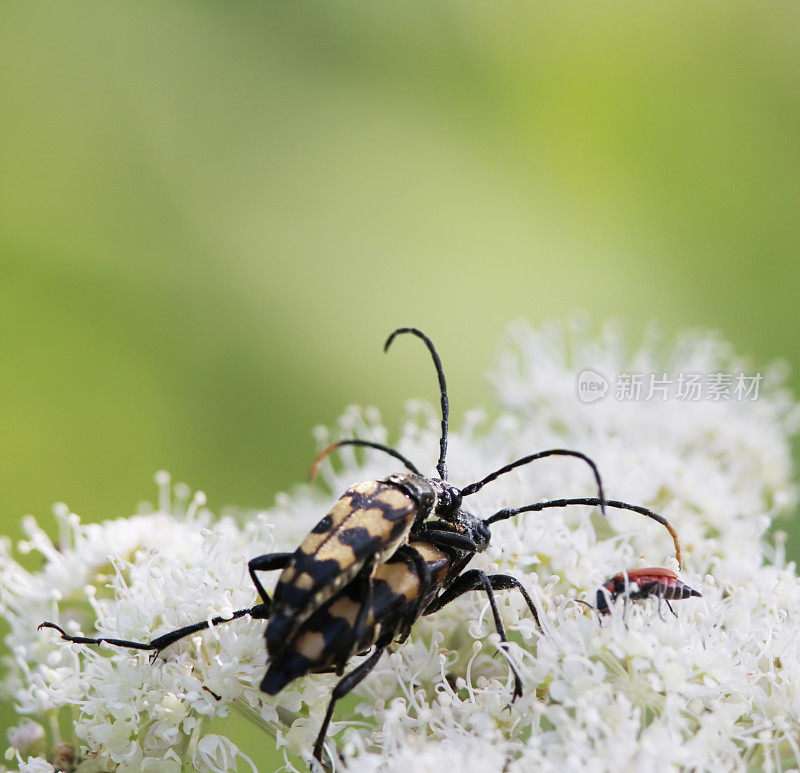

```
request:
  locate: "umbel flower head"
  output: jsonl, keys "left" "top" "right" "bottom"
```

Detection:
{"left": 2, "top": 319, "right": 800, "bottom": 772}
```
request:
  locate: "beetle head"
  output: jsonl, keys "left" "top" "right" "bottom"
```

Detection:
{"left": 431, "top": 479, "right": 463, "bottom": 518}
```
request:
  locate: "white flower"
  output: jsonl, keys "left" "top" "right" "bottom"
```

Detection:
{"left": 8, "top": 758, "right": 54, "bottom": 773}
{"left": 1, "top": 319, "right": 799, "bottom": 771}
{"left": 6, "top": 721, "right": 44, "bottom": 756}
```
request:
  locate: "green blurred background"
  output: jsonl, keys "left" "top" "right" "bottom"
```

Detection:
{"left": 2, "top": 1, "right": 799, "bottom": 767}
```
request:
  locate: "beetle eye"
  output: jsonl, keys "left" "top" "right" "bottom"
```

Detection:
{"left": 434, "top": 484, "right": 462, "bottom": 518}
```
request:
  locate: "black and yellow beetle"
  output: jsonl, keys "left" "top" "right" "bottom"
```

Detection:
{"left": 38, "top": 327, "right": 685, "bottom": 766}
{"left": 40, "top": 490, "right": 683, "bottom": 766}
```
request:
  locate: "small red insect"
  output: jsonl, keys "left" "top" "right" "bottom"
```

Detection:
{"left": 595, "top": 567, "right": 701, "bottom": 618}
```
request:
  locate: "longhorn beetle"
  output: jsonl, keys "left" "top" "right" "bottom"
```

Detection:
{"left": 39, "top": 327, "right": 685, "bottom": 766}
{"left": 41, "top": 493, "right": 683, "bottom": 767}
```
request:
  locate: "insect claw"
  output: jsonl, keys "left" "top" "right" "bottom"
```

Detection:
{"left": 666, "top": 599, "right": 678, "bottom": 618}
{"left": 202, "top": 686, "right": 222, "bottom": 701}
{"left": 309, "top": 746, "right": 333, "bottom": 773}
{"left": 149, "top": 648, "right": 165, "bottom": 664}
{"left": 503, "top": 684, "right": 523, "bottom": 713}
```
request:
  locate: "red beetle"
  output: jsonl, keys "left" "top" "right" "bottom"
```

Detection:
{"left": 595, "top": 567, "right": 701, "bottom": 618}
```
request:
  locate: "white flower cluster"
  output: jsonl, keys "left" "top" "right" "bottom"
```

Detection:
{"left": 2, "top": 319, "right": 800, "bottom": 772}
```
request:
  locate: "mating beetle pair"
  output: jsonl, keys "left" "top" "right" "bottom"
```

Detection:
{"left": 40, "top": 327, "right": 698, "bottom": 768}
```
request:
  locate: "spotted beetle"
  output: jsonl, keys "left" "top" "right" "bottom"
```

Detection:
{"left": 594, "top": 567, "right": 702, "bottom": 618}
{"left": 38, "top": 327, "right": 687, "bottom": 766}
{"left": 40, "top": 493, "right": 683, "bottom": 767}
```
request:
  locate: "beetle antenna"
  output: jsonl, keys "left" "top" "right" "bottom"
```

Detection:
{"left": 460, "top": 449, "right": 606, "bottom": 517}
{"left": 484, "top": 496, "right": 683, "bottom": 569}
{"left": 309, "top": 439, "right": 422, "bottom": 481}
{"left": 384, "top": 327, "right": 449, "bottom": 481}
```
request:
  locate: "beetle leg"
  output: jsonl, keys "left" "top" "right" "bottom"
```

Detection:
{"left": 665, "top": 598, "right": 678, "bottom": 618}
{"left": 394, "top": 544, "right": 432, "bottom": 639}
{"left": 424, "top": 571, "right": 542, "bottom": 630}
{"left": 40, "top": 553, "right": 290, "bottom": 660}
{"left": 477, "top": 574, "right": 543, "bottom": 633}
{"left": 418, "top": 529, "right": 480, "bottom": 552}
{"left": 425, "top": 571, "right": 543, "bottom": 635}
{"left": 37, "top": 622, "right": 160, "bottom": 652}
{"left": 248, "top": 552, "right": 293, "bottom": 608}
{"left": 424, "top": 569, "right": 524, "bottom": 701}
{"left": 345, "top": 556, "right": 379, "bottom": 661}
{"left": 312, "top": 646, "right": 387, "bottom": 766}
{"left": 38, "top": 602, "right": 270, "bottom": 660}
